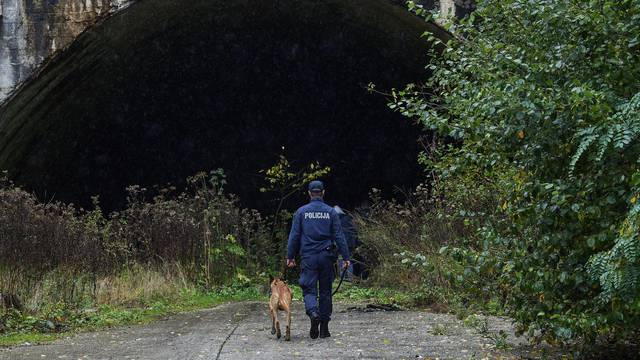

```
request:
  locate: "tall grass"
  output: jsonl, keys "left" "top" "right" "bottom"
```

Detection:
{"left": 354, "top": 177, "right": 505, "bottom": 313}
{"left": 0, "top": 170, "right": 272, "bottom": 315}
{"left": 355, "top": 186, "right": 464, "bottom": 288}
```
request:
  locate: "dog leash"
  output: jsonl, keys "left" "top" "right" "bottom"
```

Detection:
{"left": 332, "top": 267, "right": 348, "bottom": 296}
{"left": 281, "top": 263, "right": 290, "bottom": 281}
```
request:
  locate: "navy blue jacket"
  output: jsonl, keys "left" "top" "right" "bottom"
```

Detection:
{"left": 287, "top": 198, "right": 350, "bottom": 261}
{"left": 338, "top": 213, "right": 359, "bottom": 250}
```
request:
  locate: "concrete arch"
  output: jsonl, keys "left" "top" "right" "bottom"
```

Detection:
{"left": 0, "top": 0, "right": 450, "bottom": 210}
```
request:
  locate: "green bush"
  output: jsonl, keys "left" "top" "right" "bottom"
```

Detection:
{"left": 354, "top": 169, "right": 506, "bottom": 313}
{"left": 394, "top": 0, "right": 640, "bottom": 343}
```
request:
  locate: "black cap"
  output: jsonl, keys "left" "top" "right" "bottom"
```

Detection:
{"left": 308, "top": 180, "right": 324, "bottom": 192}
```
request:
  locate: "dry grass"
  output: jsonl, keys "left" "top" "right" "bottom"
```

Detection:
{"left": 93, "top": 263, "right": 187, "bottom": 306}
{"left": 1, "top": 263, "right": 193, "bottom": 312}
{"left": 0, "top": 170, "right": 272, "bottom": 313}
{"left": 353, "top": 185, "right": 473, "bottom": 291}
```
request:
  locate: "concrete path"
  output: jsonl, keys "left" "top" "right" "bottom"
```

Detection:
{"left": 0, "top": 301, "right": 551, "bottom": 359}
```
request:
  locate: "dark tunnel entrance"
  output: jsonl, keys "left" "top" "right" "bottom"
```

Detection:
{"left": 0, "top": 0, "right": 449, "bottom": 211}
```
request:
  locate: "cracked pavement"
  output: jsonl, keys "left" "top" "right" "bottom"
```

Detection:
{"left": 1, "top": 301, "right": 555, "bottom": 359}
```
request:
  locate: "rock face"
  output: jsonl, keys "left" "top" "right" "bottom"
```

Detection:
{"left": 0, "top": 0, "right": 129, "bottom": 101}
{"left": 0, "top": 0, "right": 450, "bottom": 210}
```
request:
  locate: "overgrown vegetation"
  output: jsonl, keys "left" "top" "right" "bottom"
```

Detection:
{"left": 0, "top": 170, "right": 272, "bottom": 342}
{"left": 3, "top": 0, "right": 640, "bottom": 353}
{"left": 372, "top": 0, "right": 640, "bottom": 346}
{"left": 354, "top": 170, "right": 506, "bottom": 317}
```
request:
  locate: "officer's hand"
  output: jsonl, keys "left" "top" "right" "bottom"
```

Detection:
{"left": 286, "top": 259, "right": 296, "bottom": 268}
{"left": 342, "top": 260, "right": 351, "bottom": 271}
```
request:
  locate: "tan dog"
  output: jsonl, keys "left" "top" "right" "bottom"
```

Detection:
{"left": 269, "top": 277, "right": 292, "bottom": 341}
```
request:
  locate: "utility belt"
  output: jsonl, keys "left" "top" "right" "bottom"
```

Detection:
{"left": 325, "top": 242, "right": 339, "bottom": 257}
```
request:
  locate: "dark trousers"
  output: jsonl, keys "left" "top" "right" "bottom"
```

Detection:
{"left": 299, "top": 251, "right": 336, "bottom": 322}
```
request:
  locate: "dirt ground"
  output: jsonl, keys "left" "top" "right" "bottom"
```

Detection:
{"left": 0, "top": 301, "right": 561, "bottom": 359}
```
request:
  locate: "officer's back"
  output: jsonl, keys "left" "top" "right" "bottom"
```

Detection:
{"left": 294, "top": 199, "right": 338, "bottom": 257}
{"left": 286, "top": 180, "right": 350, "bottom": 340}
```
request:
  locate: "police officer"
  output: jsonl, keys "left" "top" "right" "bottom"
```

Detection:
{"left": 286, "top": 180, "right": 350, "bottom": 339}
{"left": 334, "top": 205, "right": 359, "bottom": 279}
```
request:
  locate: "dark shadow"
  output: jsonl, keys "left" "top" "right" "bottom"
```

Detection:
{"left": 0, "top": 0, "right": 450, "bottom": 211}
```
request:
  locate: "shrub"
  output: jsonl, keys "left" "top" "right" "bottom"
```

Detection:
{"left": 393, "top": 0, "right": 640, "bottom": 343}
{"left": 0, "top": 170, "right": 271, "bottom": 312}
{"left": 354, "top": 161, "right": 507, "bottom": 312}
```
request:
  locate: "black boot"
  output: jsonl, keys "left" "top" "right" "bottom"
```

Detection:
{"left": 319, "top": 321, "right": 331, "bottom": 338}
{"left": 309, "top": 312, "right": 320, "bottom": 339}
